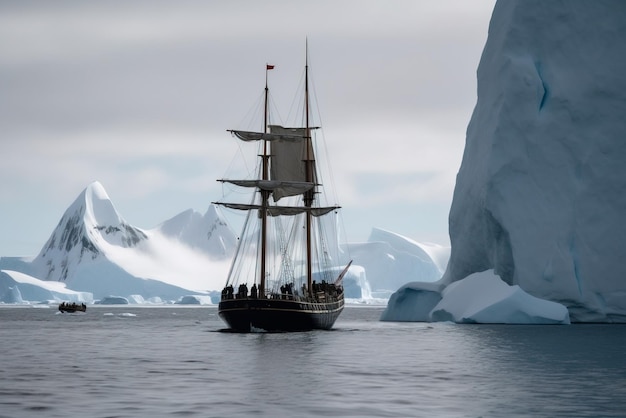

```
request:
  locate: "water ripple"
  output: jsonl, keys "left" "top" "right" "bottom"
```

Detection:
{"left": 1, "top": 306, "right": 625, "bottom": 417}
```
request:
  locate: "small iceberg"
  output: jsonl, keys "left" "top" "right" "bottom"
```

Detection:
{"left": 95, "top": 296, "right": 129, "bottom": 305}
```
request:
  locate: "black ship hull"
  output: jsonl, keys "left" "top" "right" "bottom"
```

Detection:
{"left": 218, "top": 297, "right": 344, "bottom": 332}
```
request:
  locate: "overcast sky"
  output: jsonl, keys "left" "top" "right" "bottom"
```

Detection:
{"left": 0, "top": 1, "right": 495, "bottom": 257}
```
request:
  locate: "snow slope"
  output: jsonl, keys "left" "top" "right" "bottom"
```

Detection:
{"left": 15, "top": 181, "right": 238, "bottom": 300}
{"left": 442, "top": 1, "right": 626, "bottom": 322}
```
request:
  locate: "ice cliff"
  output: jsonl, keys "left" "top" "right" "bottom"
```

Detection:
{"left": 445, "top": 0, "right": 626, "bottom": 322}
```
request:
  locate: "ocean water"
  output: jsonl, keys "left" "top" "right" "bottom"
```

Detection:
{"left": 1, "top": 305, "right": 625, "bottom": 418}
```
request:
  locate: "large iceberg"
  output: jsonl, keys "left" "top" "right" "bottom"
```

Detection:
{"left": 381, "top": 270, "right": 570, "bottom": 324}
{"left": 444, "top": 0, "right": 626, "bottom": 322}
{"left": 0, "top": 270, "right": 92, "bottom": 304}
{"left": 383, "top": 0, "right": 626, "bottom": 323}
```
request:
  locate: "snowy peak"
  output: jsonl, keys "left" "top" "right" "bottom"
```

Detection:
{"left": 155, "top": 204, "right": 237, "bottom": 258}
{"left": 32, "top": 181, "right": 147, "bottom": 281}
{"left": 81, "top": 181, "right": 147, "bottom": 249}
{"left": 82, "top": 181, "right": 122, "bottom": 228}
{"left": 50, "top": 181, "right": 146, "bottom": 252}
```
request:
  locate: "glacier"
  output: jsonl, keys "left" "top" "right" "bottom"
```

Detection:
{"left": 384, "top": 0, "right": 626, "bottom": 323}
{"left": 345, "top": 228, "right": 449, "bottom": 299}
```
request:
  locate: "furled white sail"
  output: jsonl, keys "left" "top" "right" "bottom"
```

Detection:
{"left": 228, "top": 130, "right": 306, "bottom": 143}
{"left": 217, "top": 179, "right": 315, "bottom": 194}
{"left": 215, "top": 202, "right": 339, "bottom": 217}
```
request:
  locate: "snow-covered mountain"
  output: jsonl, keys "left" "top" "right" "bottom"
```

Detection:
{"left": 31, "top": 181, "right": 149, "bottom": 282}
{"left": 2, "top": 181, "right": 238, "bottom": 301}
{"left": 1, "top": 181, "right": 446, "bottom": 304}
{"left": 385, "top": 0, "right": 626, "bottom": 323}
{"left": 156, "top": 205, "right": 235, "bottom": 257}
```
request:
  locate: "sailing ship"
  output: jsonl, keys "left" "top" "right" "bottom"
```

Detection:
{"left": 216, "top": 50, "right": 351, "bottom": 332}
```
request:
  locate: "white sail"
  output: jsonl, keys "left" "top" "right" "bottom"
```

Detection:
{"left": 269, "top": 125, "right": 316, "bottom": 201}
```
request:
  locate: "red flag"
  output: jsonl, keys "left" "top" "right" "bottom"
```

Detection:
{"left": 266, "top": 64, "right": 275, "bottom": 70}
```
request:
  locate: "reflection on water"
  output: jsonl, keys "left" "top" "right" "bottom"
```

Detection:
{"left": 454, "top": 325, "right": 626, "bottom": 417}
{"left": 0, "top": 306, "right": 625, "bottom": 417}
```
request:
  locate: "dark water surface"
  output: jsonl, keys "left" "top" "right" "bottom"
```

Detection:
{"left": 1, "top": 305, "right": 625, "bottom": 417}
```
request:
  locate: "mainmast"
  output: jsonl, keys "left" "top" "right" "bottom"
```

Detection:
{"left": 259, "top": 64, "right": 273, "bottom": 298}
{"left": 304, "top": 42, "right": 315, "bottom": 294}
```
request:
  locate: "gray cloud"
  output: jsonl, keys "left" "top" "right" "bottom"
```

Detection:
{"left": 0, "top": 0, "right": 495, "bottom": 255}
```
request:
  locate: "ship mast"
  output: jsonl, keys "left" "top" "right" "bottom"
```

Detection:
{"left": 304, "top": 42, "right": 314, "bottom": 294}
{"left": 259, "top": 65, "right": 271, "bottom": 298}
